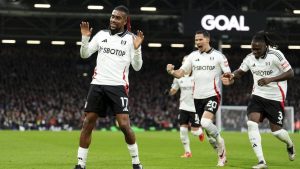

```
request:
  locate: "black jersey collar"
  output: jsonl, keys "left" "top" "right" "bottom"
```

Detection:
{"left": 109, "top": 29, "right": 128, "bottom": 37}
{"left": 200, "top": 47, "right": 213, "bottom": 54}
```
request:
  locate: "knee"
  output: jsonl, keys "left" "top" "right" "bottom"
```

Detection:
{"left": 201, "top": 118, "right": 212, "bottom": 128}
{"left": 247, "top": 120, "right": 258, "bottom": 131}
{"left": 82, "top": 117, "right": 95, "bottom": 128}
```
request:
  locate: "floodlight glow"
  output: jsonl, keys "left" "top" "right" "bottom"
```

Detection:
{"left": 293, "top": 10, "right": 300, "bottom": 14}
{"left": 288, "top": 45, "right": 300, "bottom": 49}
{"left": 34, "top": 4, "right": 51, "bottom": 8}
{"left": 140, "top": 7, "right": 156, "bottom": 11}
{"left": 2, "top": 39, "right": 16, "bottom": 44}
{"left": 87, "top": 5, "right": 104, "bottom": 10}
{"left": 51, "top": 41, "right": 65, "bottom": 45}
{"left": 171, "top": 44, "right": 184, "bottom": 48}
{"left": 27, "top": 40, "right": 41, "bottom": 44}
{"left": 240, "top": 45, "right": 251, "bottom": 49}
{"left": 221, "top": 44, "right": 231, "bottom": 48}
{"left": 148, "top": 43, "right": 162, "bottom": 47}
{"left": 76, "top": 41, "right": 82, "bottom": 45}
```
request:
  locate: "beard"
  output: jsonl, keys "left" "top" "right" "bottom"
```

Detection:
{"left": 109, "top": 26, "right": 122, "bottom": 35}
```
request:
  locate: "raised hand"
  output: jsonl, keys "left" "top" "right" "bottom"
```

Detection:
{"left": 80, "top": 21, "right": 93, "bottom": 37}
{"left": 166, "top": 64, "right": 175, "bottom": 75}
{"left": 133, "top": 30, "right": 144, "bottom": 49}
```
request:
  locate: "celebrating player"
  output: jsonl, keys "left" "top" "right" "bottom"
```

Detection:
{"left": 167, "top": 56, "right": 205, "bottom": 158}
{"left": 221, "top": 31, "right": 296, "bottom": 169}
{"left": 166, "top": 30, "right": 231, "bottom": 167}
{"left": 74, "top": 5, "right": 144, "bottom": 169}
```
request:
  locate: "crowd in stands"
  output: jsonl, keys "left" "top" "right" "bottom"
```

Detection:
{"left": 0, "top": 45, "right": 299, "bottom": 131}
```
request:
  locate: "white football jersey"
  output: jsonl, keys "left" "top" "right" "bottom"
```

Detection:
{"left": 239, "top": 48, "right": 292, "bottom": 102}
{"left": 80, "top": 30, "right": 142, "bottom": 86}
{"left": 171, "top": 75, "right": 196, "bottom": 112}
{"left": 180, "top": 48, "right": 231, "bottom": 99}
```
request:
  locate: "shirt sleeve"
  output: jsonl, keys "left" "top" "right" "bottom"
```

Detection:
{"left": 171, "top": 78, "right": 180, "bottom": 90}
{"left": 273, "top": 50, "right": 292, "bottom": 72}
{"left": 130, "top": 35, "right": 143, "bottom": 71}
{"left": 220, "top": 54, "right": 231, "bottom": 73}
{"left": 239, "top": 56, "right": 250, "bottom": 72}
{"left": 80, "top": 32, "right": 100, "bottom": 59}
{"left": 180, "top": 54, "right": 192, "bottom": 74}
{"left": 131, "top": 46, "right": 143, "bottom": 71}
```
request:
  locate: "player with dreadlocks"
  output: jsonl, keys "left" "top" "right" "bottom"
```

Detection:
{"left": 221, "top": 31, "right": 296, "bottom": 169}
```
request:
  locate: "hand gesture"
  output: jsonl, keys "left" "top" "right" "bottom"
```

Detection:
{"left": 166, "top": 64, "right": 175, "bottom": 75}
{"left": 80, "top": 22, "right": 93, "bottom": 37}
{"left": 221, "top": 73, "right": 234, "bottom": 85}
{"left": 133, "top": 30, "right": 144, "bottom": 49}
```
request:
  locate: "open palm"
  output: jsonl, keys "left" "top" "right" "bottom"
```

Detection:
{"left": 133, "top": 30, "right": 144, "bottom": 49}
{"left": 80, "top": 21, "right": 93, "bottom": 37}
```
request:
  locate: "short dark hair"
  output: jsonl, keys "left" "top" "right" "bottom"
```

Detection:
{"left": 195, "top": 30, "right": 210, "bottom": 38}
{"left": 114, "top": 5, "right": 129, "bottom": 15}
{"left": 252, "top": 30, "right": 277, "bottom": 48}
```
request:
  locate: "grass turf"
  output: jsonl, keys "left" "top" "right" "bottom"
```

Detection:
{"left": 0, "top": 131, "right": 299, "bottom": 169}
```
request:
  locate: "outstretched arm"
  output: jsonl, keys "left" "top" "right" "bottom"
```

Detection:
{"left": 221, "top": 69, "right": 246, "bottom": 85}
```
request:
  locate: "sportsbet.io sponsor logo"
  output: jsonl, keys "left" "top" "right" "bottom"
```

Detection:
{"left": 253, "top": 70, "right": 273, "bottom": 76}
{"left": 201, "top": 15, "right": 250, "bottom": 31}
{"left": 99, "top": 46, "right": 126, "bottom": 56}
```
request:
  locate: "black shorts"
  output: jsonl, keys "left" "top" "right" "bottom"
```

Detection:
{"left": 178, "top": 110, "right": 201, "bottom": 127}
{"left": 194, "top": 96, "right": 220, "bottom": 118}
{"left": 247, "top": 95, "right": 284, "bottom": 126}
{"left": 84, "top": 84, "right": 130, "bottom": 117}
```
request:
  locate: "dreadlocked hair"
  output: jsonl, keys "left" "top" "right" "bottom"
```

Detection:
{"left": 252, "top": 31, "right": 278, "bottom": 49}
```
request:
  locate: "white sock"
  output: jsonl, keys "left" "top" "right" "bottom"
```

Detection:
{"left": 207, "top": 136, "right": 218, "bottom": 151}
{"left": 191, "top": 127, "right": 203, "bottom": 136}
{"left": 77, "top": 147, "right": 89, "bottom": 167}
{"left": 272, "top": 129, "right": 293, "bottom": 148}
{"left": 127, "top": 143, "right": 140, "bottom": 164}
{"left": 201, "top": 118, "right": 222, "bottom": 142}
{"left": 247, "top": 121, "right": 265, "bottom": 163}
{"left": 180, "top": 127, "right": 191, "bottom": 153}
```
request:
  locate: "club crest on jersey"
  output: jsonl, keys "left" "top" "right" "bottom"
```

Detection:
{"left": 121, "top": 40, "right": 127, "bottom": 45}
{"left": 102, "top": 39, "right": 107, "bottom": 42}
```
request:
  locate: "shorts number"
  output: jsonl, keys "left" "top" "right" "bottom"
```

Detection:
{"left": 120, "top": 97, "right": 128, "bottom": 111}
{"left": 207, "top": 100, "right": 217, "bottom": 112}
{"left": 195, "top": 114, "right": 200, "bottom": 124}
{"left": 278, "top": 111, "right": 283, "bottom": 124}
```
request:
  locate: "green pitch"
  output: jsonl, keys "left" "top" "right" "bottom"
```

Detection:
{"left": 0, "top": 131, "right": 299, "bottom": 169}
